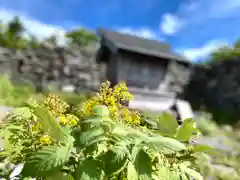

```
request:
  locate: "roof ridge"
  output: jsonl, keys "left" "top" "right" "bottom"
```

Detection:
{"left": 97, "top": 28, "right": 170, "bottom": 47}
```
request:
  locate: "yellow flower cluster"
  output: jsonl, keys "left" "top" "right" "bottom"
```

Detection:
{"left": 59, "top": 114, "right": 78, "bottom": 126}
{"left": 80, "top": 81, "right": 141, "bottom": 125}
{"left": 30, "top": 81, "right": 141, "bottom": 147}
{"left": 121, "top": 108, "right": 141, "bottom": 126}
{"left": 43, "top": 93, "right": 69, "bottom": 117}
{"left": 37, "top": 94, "right": 79, "bottom": 145}
{"left": 39, "top": 134, "right": 52, "bottom": 145}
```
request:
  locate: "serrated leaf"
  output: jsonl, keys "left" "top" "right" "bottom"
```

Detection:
{"left": 21, "top": 144, "right": 72, "bottom": 177}
{"left": 175, "top": 118, "right": 198, "bottom": 142}
{"left": 133, "top": 149, "right": 152, "bottom": 180}
{"left": 180, "top": 164, "right": 203, "bottom": 180}
{"left": 80, "top": 126, "right": 105, "bottom": 146}
{"left": 32, "top": 106, "right": 69, "bottom": 142}
{"left": 146, "top": 136, "right": 186, "bottom": 154}
{"left": 75, "top": 158, "right": 104, "bottom": 180}
{"left": 101, "top": 150, "right": 128, "bottom": 177}
{"left": 111, "top": 142, "right": 131, "bottom": 159}
{"left": 155, "top": 113, "right": 179, "bottom": 137}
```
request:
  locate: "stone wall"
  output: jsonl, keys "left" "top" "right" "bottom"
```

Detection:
{"left": 0, "top": 44, "right": 105, "bottom": 93}
{"left": 183, "top": 57, "right": 240, "bottom": 124}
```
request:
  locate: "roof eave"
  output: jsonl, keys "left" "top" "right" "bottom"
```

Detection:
{"left": 117, "top": 44, "right": 191, "bottom": 64}
{"left": 97, "top": 28, "right": 191, "bottom": 64}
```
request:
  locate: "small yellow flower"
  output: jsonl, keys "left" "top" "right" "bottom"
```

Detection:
{"left": 121, "top": 108, "right": 141, "bottom": 125}
{"left": 59, "top": 114, "right": 79, "bottom": 126}
{"left": 40, "top": 135, "right": 52, "bottom": 145}
{"left": 59, "top": 116, "right": 69, "bottom": 125}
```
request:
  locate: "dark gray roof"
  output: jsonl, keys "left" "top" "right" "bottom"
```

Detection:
{"left": 97, "top": 28, "right": 191, "bottom": 64}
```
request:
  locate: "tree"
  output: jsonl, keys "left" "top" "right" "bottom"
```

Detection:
{"left": 6, "top": 16, "right": 24, "bottom": 38}
{"left": 43, "top": 35, "right": 58, "bottom": 47}
{"left": 0, "top": 16, "right": 27, "bottom": 49}
{"left": 207, "top": 39, "right": 240, "bottom": 63}
{"left": 65, "top": 28, "right": 98, "bottom": 47}
{"left": 209, "top": 46, "right": 234, "bottom": 62}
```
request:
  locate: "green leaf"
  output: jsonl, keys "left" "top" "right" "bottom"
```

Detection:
{"left": 146, "top": 136, "right": 186, "bottom": 154}
{"left": 153, "top": 167, "right": 180, "bottom": 180}
{"left": 133, "top": 149, "right": 152, "bottom": 180}
{"left": 32, "top": 106, "right": 69, "bottom": 142}
{"left": 127, "top": 162, "right": 138, "bottom": 180}
{"left": 46, "top": 171, "right": 74, "bottom": 180}
{"left": 180, "top": 164, "right": 203, "bottom": 180}
{"left": 9, "top": 107, "right": 32, "bottom": 120}
{"left": 0, "top": 127, "right": 12, "bottom": 150}
{"left": 155, "top": 113, "right": 179, "bottom": 137}
{"left": 92, "top": 105, "right": 109, "bottom": 117}
{"left": 21, "top": 143, "right": 73, "bottom": 177}
{"left": 95, "top": 142, "right": 108, "bottom": 157}
{"left": 80, "top": 126, "right": 106, "bottom": 147}
{"left": 175, "top": 118, "right": 198, "bottom": 142}
{"left": 192, "top": 145, "right": 213, "bottom": 153}
{"left": 75, "top": 158, "right": 104, "bottom": 180}
{"left": 82, "top": 117, "right": 102, "bottom": 124}
{"left": 101, "top": 150, "right": 128, "bottom": 177}
{"left": 180, "top": 173, "right": 190, "bottom": 180}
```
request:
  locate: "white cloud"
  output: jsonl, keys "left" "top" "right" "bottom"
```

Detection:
{"left": 178, "top": 40, "right": 229, "bottom": 61}
{"left": 160, "top": 14, "right": 183, "bottom": 35}
{"left": 0, "top": 8, "right": 67, "bottom": 45}
{"left": 117, "top": 27, "right": 157, "bottom": 39}
{"left": 160, "top": 0, "right": 240, "bottom": 35}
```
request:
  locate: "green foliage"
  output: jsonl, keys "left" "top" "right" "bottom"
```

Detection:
{"left": 207, "top": 38, "right": 240, "bottom": 63}
{"left": 65, "top": 28, "right": 98, "bottom": 47}
{"left": 0, "top": 16, "right": 98, "bottom": 49}
{"left": 175, "top": 118, "right": 198, "bottom": 142}
{"left": 0, "top": 75, "right": 36, "bottom": 107}
{"left": 56, "top": 92, "right": 87, "bottom": 107}
{"left": 0, "top": 76, "right": 87, "bottom": 108}
{"left": 0, "top": 82, "right": 207, "bottom": 179}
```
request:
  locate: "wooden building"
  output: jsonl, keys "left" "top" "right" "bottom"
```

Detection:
{"left": 96, "top": 28, "right": 194, "bottom": 119}
{"left": 96, "top": 29, "right": 192, "bottom": 92}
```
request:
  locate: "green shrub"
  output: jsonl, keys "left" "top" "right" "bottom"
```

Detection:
{"left": 57, "top": 92, "right": 87, "bottom": 107}
{"left": 0, "top": 75, "right": 37, "bottom": 107}
{"left": 0, "top": 81, "right": 208, "bottom": 179}
{"left": 0, "top": 75, "right": 88, "bottom": 108}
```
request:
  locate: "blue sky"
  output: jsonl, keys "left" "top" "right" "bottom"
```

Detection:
{"left": 0, "top": 0, "right": 240, "bottom": 61}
